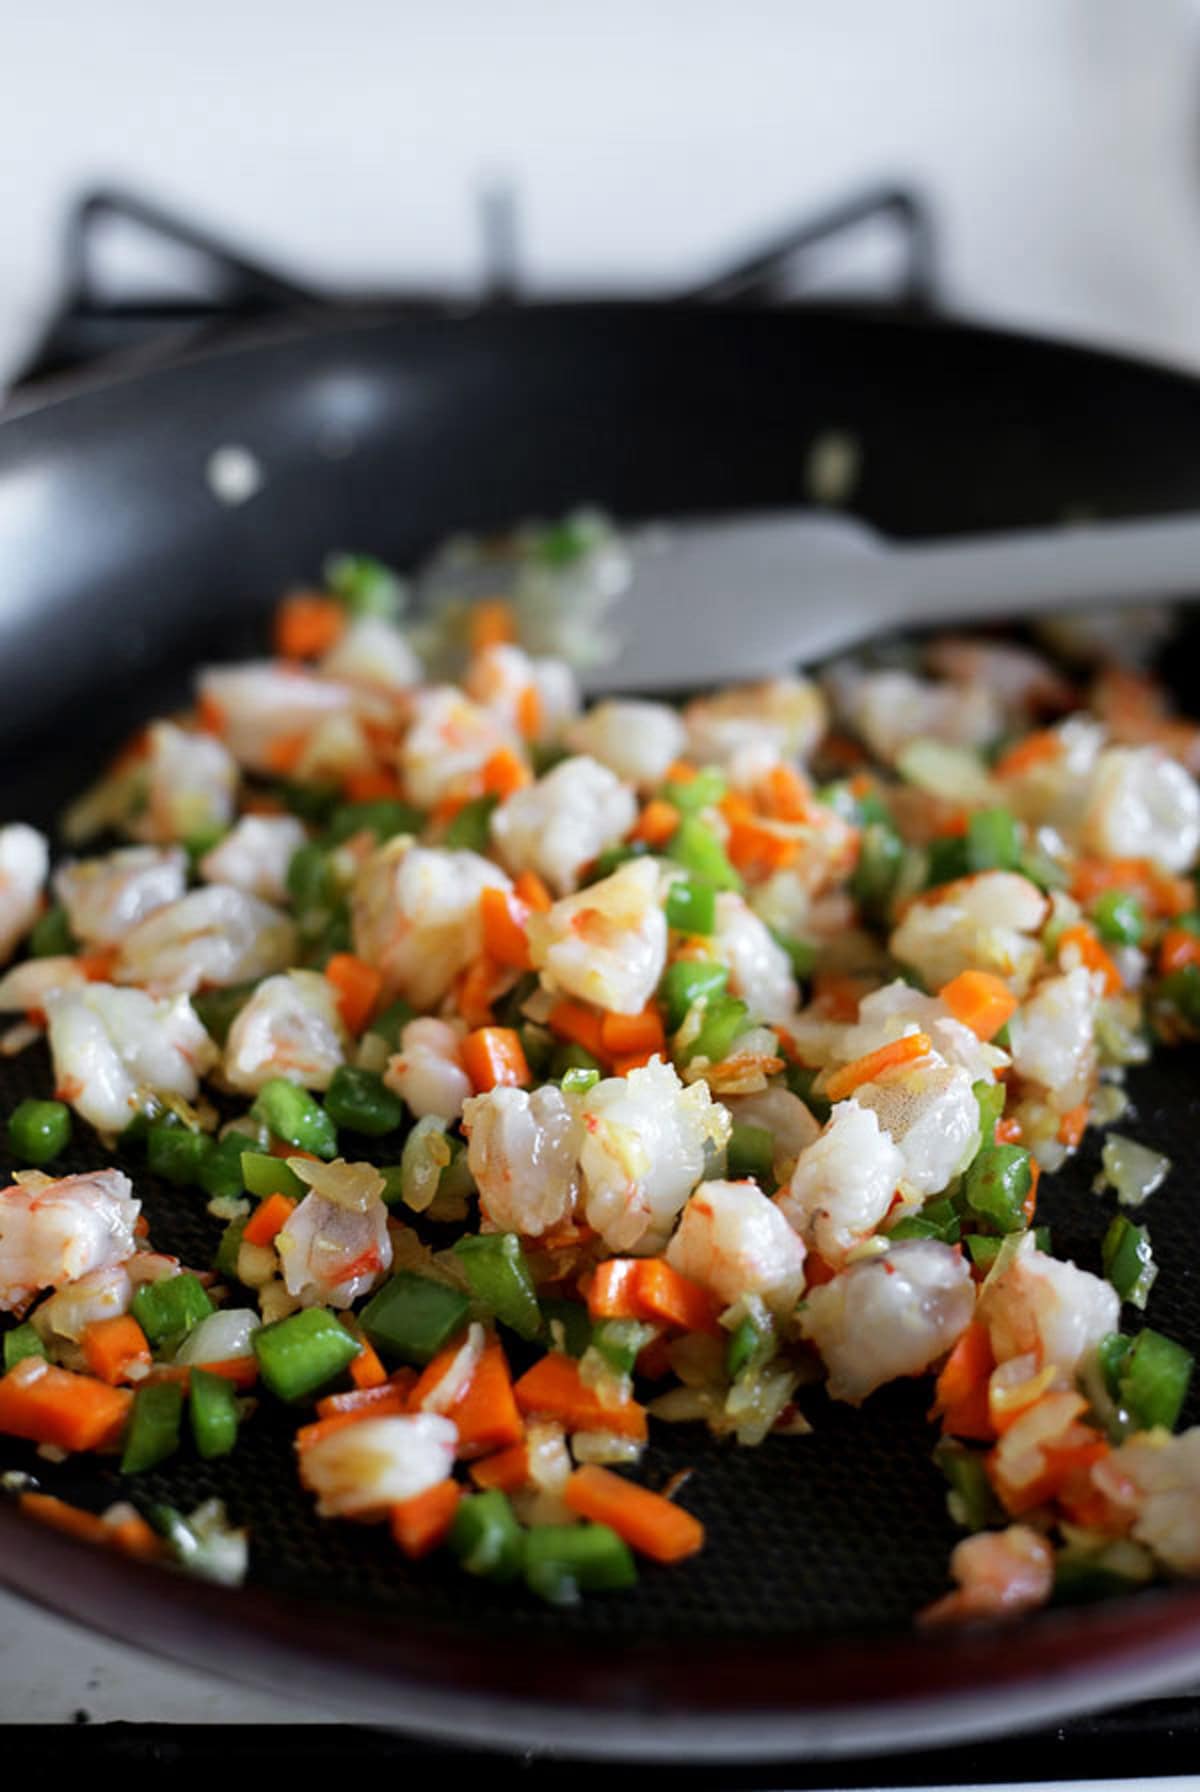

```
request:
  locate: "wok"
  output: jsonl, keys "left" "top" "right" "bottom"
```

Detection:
{"left": 2, "top": 301, "right": 1200, "bottom": 1759}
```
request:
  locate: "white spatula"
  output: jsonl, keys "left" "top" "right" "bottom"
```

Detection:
{"left": 581, "top": 509, "right": 1200, "bottom": 693}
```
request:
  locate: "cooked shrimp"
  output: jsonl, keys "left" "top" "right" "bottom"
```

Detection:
{"left": 114, "top": 886, "right": 298, "bottom": 995}
{"left": 197, "top": 661, "right": 363, "bottom": 776}
{"left": 776, "top": 1099, "right": 903, "bottom": 1269}
{"left": 1081, "top": 746, "right": 1200, "bottom": 873}
{"left": 132, "top": 722, "right": 239, "bottom": 846}
{"left": 31, "top": 1262, "right": 133, "bottom": 1351}
{"left": 351, "top": 839, "right": 511, "bottom": 1008}
{"left": 798, "top": 1240, "right": 975, "bottom": 1404}
{"left": 852, "top": 1054, "right": 981, "bottom": 1199}
{"left": 276, "top": 1189, "right": 393, "bottom": 1308}
{"left": 838, "top": 979, "right": 1006, "bottom": 1084}
{"left": 199, "top": 814, "right": 307, "bottom": 903}
{"left": 223, "top": 970, "right": 348, "bottom": 1093}
{"left": 45, "top": 983, "right": 218, "bottom": 1134}
{"left": 462, "top": 1083, "right": 583, "bottom": 1236}
{"left": 666, "top": 1178, "right": 807, "bottom": 1318}
{"left": 54, "top": 846, "right": 187, "bottom": 946}
{"left": 320, "top": 614, "right": 422, "bottom": 693}
{"left": 1105, "top": 1429, "right": 1200, "bottom": 1575}
{"left": 0, "top": 1169, "right": 139, "bottom": 1313}
{"left": 684, "top": 677, "right": 826, "bottom": 769}
{"left": 890, "top": 871, "right": 1048, "bottom": 994}
{"left": 0, "top": 956, "right": 86, "bottom": 1014}
{"left": 825, "top": 665, "right": 1000, "bottom": 763}
{"left": 566, "top": 699, "right": 686, "bottom": 791}
{"left": 527, "top": 856, "right": 668, "bottom": 1015}
{"left": 399, "top": 685, "right": 517, "bottom": 809}
{"left": 0, "top": 824, "right": 49, "bottom": 967}
{"left": 1007, "top": 966, "right": 1101, "bottom": 1111}
{"left": 465, "top": 642, "right": 580, "bottom": 742}
{"left": 978, "top": 1232, "right": 1119, "bottom": 1381}
{"left": 918, "top": 1526, "right": 1054, "bottom": 1627}
{"left": 385, "top": 1018, "right": 473, "bottom": 1122}
{"left": 711, "top": 892, "right": 797, "bottom": 1025}
{"left": 491, "top": 756, "right": 636, "bottom": 896}
{"left": 925, "top": 638, "right": 1074, "bottom": 716}
{"left": 578, "top": 1056, "right": 730, "bottom": 1254}
{"left": 298, "top": 1413, "right": 457, "bottom": 1518}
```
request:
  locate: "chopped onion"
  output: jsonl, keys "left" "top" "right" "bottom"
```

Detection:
{"left": 288, "top": 1156, "right": 385, "bottom": 1213}
{"left": 1098, "top": 1134, "right": 1171, "bottom": 1208}
{"left": 398, "top": 1116, "right": 453, "bottom": 1213}
{"left": 416, "top": 1321, "right": 484, "bottom": 1414}
{"left": 570, "top": 1430, "right": 646, "bottom": 1466}
{"left": 724, "top": 1364, "right": 799, "bottom": 1446}
{"left": 175, "top": 1307, "right": 261, "bottom": 1364}
{"left": 896, "top": 738, "right": 994, "bottom": 805}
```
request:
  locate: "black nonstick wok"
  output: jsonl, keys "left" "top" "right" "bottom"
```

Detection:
{"left": 3, "top": 301, "right": 1200, "bottom": 1760}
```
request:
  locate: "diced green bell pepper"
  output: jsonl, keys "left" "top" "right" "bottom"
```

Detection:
{"left": 452, "top": 1233, "right": 542, "bottom": 1341}
{"left": 121, "top": 1382, "right": 183, "bottom": 1474}
{"left": 252, "top": 1307, "right": 361, "bottom": 1403}
{"left": 189, "top": 1367, "right": 240, "bottom": 1459}
{"left": 359, "top": 1272, "right": 471, "bottom": 1365}
{"left": 250, "top": 1079, "right": 338, "bottom": 1159}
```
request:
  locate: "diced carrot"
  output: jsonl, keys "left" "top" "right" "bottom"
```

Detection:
{"left": 600, "top": 1006, "right": 666, "bottom": 1059}
{"left": 514, "top": 870, "right": 553, "bottom": 912}
{"left": 469, "top": 1440, "right": 530, "bottom": 1491}
{"left": 516, "top": 684, "right": 542, "bottom": 741}
{"left": 0, "top": 1359, "right": 132, "bottom": 1453}
{"left": 611, "top": 1049, "right": 658, "bottom": 1077}
{"left": 104, "top": 1510, "right": 165, "bottom": 1560}
{"left": 431, "top": 786, "right": 478, "bottom": 830}
{"left": 546, "top": 999, "right": 608, "bottom": 1062}
{"left": 761, "top": 763, "right": 814, "bottom": 824}
{"left": 938, "top": 970, "right": 1018, "bottom": 1041}
{"left": 995, "top": 1116, "right": 1023, "bottom": 1144}
{"left": 77, "top": 946, "right": 119, "bottom": 983}
{"left": 341, "top": 766, "right": 405, "bottom": 803}
{"left": 462, "top": 1026, "right": 531, "bottom": 1093}
{"left": 811, "top": 971, "right": 870, "bottom": 1022}
{"left": 480, "top": 886, "right": 533, "bottom": 970}
{"left": 481, "top": 746, "right": 532, "bottom": 799}
{"left": 449, "top": 1337, "right": 525, "bottom": 1459}
{"left": 18, "top": 1490, "right": 110, "bottom": 1547}
{"left": 513, "top": 1354, "right": 648, "bottom": 1441}
{"left": 316, "top": 1380, "right": 413, "bottom": 1422}
{"left": 1160, "top": 928, "right": 1200, "bottom": 976}
{"left": 630, "top": 1259, "right": 722, "bottom": 1337}
{"left": 274, "top": 592, "right": 346, "bottom": 659}
{"left": 456, "top": 955, "right": 502, "bottom": 1030}
{"left": 349, "top": 1337, "right": 389, "bottom": 1391}
{"left": 664, "top": 760, "right": 698, "bottom": 783}
{"left": 630, "top": 800, "right": 681, "bottom": 848}
{"left": 930, "top": 1322, "right": 996, "bottom": 1441}
{"left": 564, "top": 1463, "right": 704, "bottom": 1563}
{"left": 146, "top": 1357, "right": 259, "bottom": 1392}
{"left": 1072, "top": 856, "right": 1194, "bottom": 920}
{"left": 468, "top": 599, "right": 516, "bottom": 653}
{"left": 724, "top": 809, "right": 799, "bottom": 879}
{"left": 197, "top": 692, "right": 228, "bottom": 736}
{"left": 242, "top": 1192, "right": 297, "bottom": 1248}
{"left": 992, "top": 730, "right": 1062, "bottom": 780}
{"left": 80, "top": 1314, "right": 152, "bottom": 1387}
{"left": 1057, "top": 1103, "right": 1089, "bottom": 1150}
{"left": 390, "top": 1479, "right": 462, "bottom": 1558}
{"left": 1058, "top": 924, "right": 1122, "bottom": 996}
{"left": 264, "top": 731, "right": 309, "bottom": 776}
{"left": 824, "top": 1032, "right": 933, "bottom": 1103}
{"left": 409, "top": 1333, "right": 476, "bottom": 1412}
{"left": 587, "top": 1258, "right": 642, "bottom": 1321}
{"left": 295, "top": 1390, "right": 412, "bottom": 1453}
{"left": 324, "top": 952, "right": 383, "bottom": 1034}
{"left": 1023, "top": 1157, "right": 1041, "bottom": 1224}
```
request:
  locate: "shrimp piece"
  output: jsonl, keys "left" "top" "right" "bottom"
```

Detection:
{"left": 666, "top": 1178, "right": 807, "bottom": 1318}
{"left": 1104, "top": 1429, "right": 1200, "bottom": 1575}
{"left": 399, "top": 685, "right": 516, "bottom": 809}
{"left": 197, "top": 661, "right": 362, "bottom": 776}
{"left": 199, "top": 814, "right": 307, "bottom": 903}
{"left": 1007, "top": 966, "right": 1100, "bottom": 1111}
{"left": 462, "top": 1083, "right": 583, "bottom": 1236}
{"left": 684, "top": 677, "right": 826, "bottom": 769}
{"left": 824, "top": 666, "right": 1000, "bottom": 764}
{"left": 31, "top": 1263, "right": 134, "bottom": 1352}
{"left": 997, "top": 715, "right": 1106, "bottom": 833}
{"left": 722, "top": 1085, "right": 821, "bottom": 1179}
{"left": 276, "top": 1190, "right": 392, "bottom": 1309}
{"left": 0, "top": 957, "right": 87, "bottom": 1014}
{"left": 919, "top": 1526, "right": 1054, "bottom": 1628}
{"left": 54, "top": 846, "right": 187, "bottom": 946}
{"left": 852, "top": 1055, "right": 981, "bottom": 1199}
{"left": 131, "top": 721, "right": 239, "bottom": 846}
{"left": 320, "top": 615, "right": 422, "bottom": 693}
{"left": 837, "top": 980, "right": 1006, "bottom": 1085}
{"left": 890, "top": 871, "right": 1048, "bottom": 994}
{"left": 490, "top": 756, "right": 636, "bottom": 896}
{"left": 1081, "top": 746, "right": 1200, "bottom": 873}
{"left": 223, "top": 971, "right": 348, "bottom": 1094}
{"left": 0, "top": 1169, "right": 139, "bottom": 1313}
{"left": 711, "top": 892, "right": 797, "bottom": 1025}
{"left": 747, "top": 807, "right": 861, "bottom": 920}
{"left": 527, "top": 857, "right": 668, "bottom": 1015}
{"left": 798, "top": 1240, "right": 975, "bottom": 1404}
{"left": 0, "top": 825, "right": 49, "bottom": 967}
{"left": 465, "top": 642, "right": 581, "bottom": 742}
{"left": 566, "top": 699, "right": 686, "bottom": 791}
{"left": 298, "top": 1413, "right": 457, "bottom": 1519}
{"left": 977, "top": 1232, "right": 1119, "bottom": 1381}
{"left": 45, "top": 983, "right": 218, "bottom": 1135}
{"left": 578, "top": 1056, "right": 730, "bottom": 1254}
{"left": 351, "top": 840, "right": 511, "bottom": 1009}
{"left": 385, "top": 1018, "right": 473, "bottom": 1122}
{"left": 925, "top": 638, "right": 1074, "bottom": 716}
{"left": 113, "top": 886, "right": 297, "bottom": 995}
{"left": 776, "top": 1099, "right": 904, "bottom": 1269}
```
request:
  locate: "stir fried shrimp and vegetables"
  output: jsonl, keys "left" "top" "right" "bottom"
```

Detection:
{"left": 3, "top": 515, "right": 1200, "bottom": 1622}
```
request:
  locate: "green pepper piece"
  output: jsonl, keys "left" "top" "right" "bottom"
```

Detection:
{"left": 962, "top": 1143, "right": 1033, "bottom": 1234}
{"left": 121, "top": 1382, "right": 184, "bottom": 1474}
{"left": 560, "top": 1065, "right": 601, "bottom": 1095}
{"left": 324, "top": 551, "right": 404, "bottom": 619}
{"left": 252, "top": 1308, "right": 361, "bottom": 1403}
{"left": 580, "top": 843, "right": 646, "bottom": 886}
{"left": 591, "top": 1318, "right": 656, "bottom": 1378}
{"left": 664, "top": 876, "right": 717, "bottom": 936}
{"left": 240, "top": 1150, "right": 306, "bottom": 1201}
{"left": 548, "top": 1041, "right": 606, "bottom": 1082}
{"left": 325, "top": 798, "right": 423, "bottom": 846}
{"left": 1158, "top": 963, "right": 1200, "bottom": 1029}
{"left": 273, "top": 779, "right": 340, "bottom": 826}
{"left": 684, "top": 995, "right": 749, "bottom": 1066}
{"left": 251, "top": 1079, "right": 338, "bottom": 1160}
{"left": 1097, "top": 1330, "right": 1133, "bottom": 1400}
{"left": 370, "top": 997, "right": 416, "bottom": 1049}
{"left": 131, "top": 1274, "right": 215, "bottom": 1351}
{"left": 147, "top": 1121, "right": 215, "bottom": 1189}
{"left": 666, "top": 815, "right": 742, "bottom": 892}
{"left": 770, "top": 930, "right": 818, "bottom": 982}
{"left": 443, "top": 795, "right": 498, "bottom": 852}
{"left": 849, "top": 821, "right": 904, "bottom": 920}
{"left": 359, "top": 1272, "right": 471, "bottom": 1365}
{"left": 726, "top": 1310, "right": 773, "bottom": 1380}
{"left": 1119, "top": 1327, "right": 1193, "bottom": 1432}
{"left": 932, "top": 1438, "right": 1003, "bottom": 1532}
{"left": 926, "top": 835, "right": 970, "bottom": 888}
{"left": 7, "top": 1099, "right": 72, "bottom": 1168}
{"left": 965, "top": 806, "right": 1021, "bottom": 873}
{"left": 453, "top": 1233, "right": 542, "bottom": 1341}
{"left": 286, "top": 841, "right": 338, "bottom": 912}
{"left": 324, "top": 1066, "right": 405, "bottom": 1137}
{"left": 1017, "top": 844, "right": 1070, "bottom": 892}
{"left": 523, "top": 1522, "right": 637, "bottom": 1605}
{"left": 200, "top": 1134, "right": 251, "bottom": 1202}
{"left": 28, "top": 904, "right": 76, "bottom": 958}
{"left": 214, "top": 1216, "right": 248, "bottom": 1282}
{"left": 890, "top": 1197, "right": 961, "bottom": 1244}
{"left": 3, "top": 1322, "right": 46, "bottom": 1371}
{"left": 1102, "top": 1215, "right": 1158, "bottom": 1309}
{"left": 660, "top": 768, "right": 727, "bottom": 813}
{"left": 784, "top": 1063, "right": 832, "bottom": 1123}
{"left": 659, "top": 961, "right": 728, "bottom": 1033}
{"left": 191, "top": 982, "right": 259, "bottom": 1048}
{"left": 189, "top": 1367, "right": 240, "bottom": 1459}
{"left": 972, "top": 1078, "right": 1005, "bottom": 1139}
{"left": 449, "top": 1489, "right": 526, "bottom": 1582}
{"left": 1093, "top": 889, "right": 1145, "bottom": 947}
{"left": 541, "top": 1298, "right": 593, "bottom": 1359}
{"left": 726, "top": 1122, "right": 774, "bottom": 1186}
